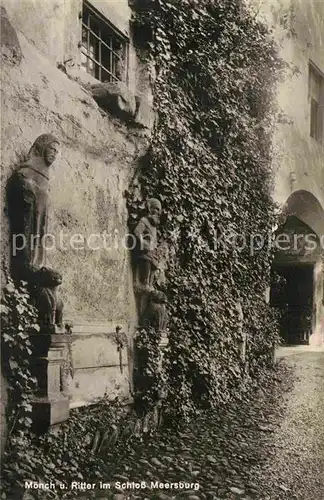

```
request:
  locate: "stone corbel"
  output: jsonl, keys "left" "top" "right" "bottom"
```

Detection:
{"left": 90, "top": 81, "right": 155, "bottom": 129}
{"left": 90, "top": 81, "right": 136, "bottom": 120}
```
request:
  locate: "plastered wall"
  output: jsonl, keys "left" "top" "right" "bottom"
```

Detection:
{"left": 249, "top": 0, "right": 324, "bottom": 209}
{"left": 249, "top": 0, "right": 324, "bottom": 341}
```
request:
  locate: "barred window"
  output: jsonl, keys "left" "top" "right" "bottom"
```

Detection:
{"left": 80, "top": 1, "right": 129, "bottom": 83}
{"left": 309, "top": 63, "right": 324, "bottom": 143}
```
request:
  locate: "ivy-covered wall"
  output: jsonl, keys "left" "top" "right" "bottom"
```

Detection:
{"left": 128, "top": 0, "right": 283, "bottom": 417}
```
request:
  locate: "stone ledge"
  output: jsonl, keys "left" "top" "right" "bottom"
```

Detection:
{"left": 69, "top": 396, "right": 134, "bottom": 410}
{"left": 70, "top": 321, "right": 129, "bottom": 335}
{"left": 90, "top": 81, "right": 136, "bottom": 121}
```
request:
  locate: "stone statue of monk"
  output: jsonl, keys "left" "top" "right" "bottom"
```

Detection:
{"left": 7, "top": 134, "right": 63, "bottom": 332}
{"left": 8, "top": 134, "right": 59, "bottom": 280}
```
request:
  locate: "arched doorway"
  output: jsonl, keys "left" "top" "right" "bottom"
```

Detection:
{"left": 271, "top": 190, "right": 324, "bottom": 346}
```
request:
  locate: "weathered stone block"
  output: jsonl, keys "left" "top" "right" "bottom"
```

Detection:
{"left": 90, "top": 81, "right": 136, "bottom": 120}
{"left": 0, "top": 6, "right": 22, "bottom": 63}
{"left": 69, "top": 366, "right": 130, "bottom": 406}
{"left": 134, "top": 96, "right": 155, "bottom": 129}
{"left": 72, "top": 334, "right": 123, "bottom": 369}
{"left": 31, "top": 395, "right": 69, "bottom": 434}
{"left": 66, "top": 323, "right": 131, "bottom": 406}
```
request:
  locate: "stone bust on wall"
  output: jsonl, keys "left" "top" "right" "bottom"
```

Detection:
{"left": 7, "top": 133, "right": 64, "bottom": 333}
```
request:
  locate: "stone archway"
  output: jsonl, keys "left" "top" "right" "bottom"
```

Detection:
{"left": 281, "top": 190, "right": 324, "bottom": 239}
{"left": 272, "top": 190, "right": 324, "bottom": 346}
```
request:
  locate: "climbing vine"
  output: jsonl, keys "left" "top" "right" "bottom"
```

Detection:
{"left": 133, "top": 328, "right": 166, "bottom": 413}
{"left": 128, "top": 0, "right": 283, "bottom": 419}
{"left": 1, "top": 277, "right": 38, "bottom": 440}
{"left": 1, "top": 395, "right": 137, "bottom": 499}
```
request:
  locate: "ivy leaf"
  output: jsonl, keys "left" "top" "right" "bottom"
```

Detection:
{"left": 3, "top": 333, "right": 14, "bottom": 343}
{"left": 5, "top": 283, "right": 15, "bottom": 293}
{"left": 0, "top": 304, "right": 10, "bottom": 315}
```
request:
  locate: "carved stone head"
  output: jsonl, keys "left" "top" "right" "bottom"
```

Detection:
{"left": 147, "top": 198, "right": 162, "bottom": 227}
{"left": 27, "top": 134, "right": 60, "bottom": 167}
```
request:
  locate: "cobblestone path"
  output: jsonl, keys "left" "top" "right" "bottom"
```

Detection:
{"left": 257, "top": 348, "right": 324, "bottom": 500}
{"left": 85, "top": 349, "right": 324, "bottom": 500}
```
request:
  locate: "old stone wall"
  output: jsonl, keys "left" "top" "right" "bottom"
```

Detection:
{"left": 273, "top": 0, "right": 324, "bottom": 343}
{"left": 248, "top": 0, "right": 323, "bottom": 343}
{"left": 1, "top": 0, "right": 151, "bottom": 408}
{"left": 273, "top": 0, "right": 324, "bottom": 210}
{"left": 250, "top": 0, "right": 324, "bottom": 208}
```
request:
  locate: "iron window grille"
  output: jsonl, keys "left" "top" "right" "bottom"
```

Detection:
{"left": 309, "top": 62, "right": 324, "bottom": 143}
{"left": 81, "top": 1, "right": 129, "bottom": 84}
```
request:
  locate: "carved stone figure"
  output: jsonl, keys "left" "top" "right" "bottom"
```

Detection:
{"left": 133, "top": 198, "right": 162, "bottom": 291}
{"left": 7, "top": 134, "right": 63, "bottom": 333}
{"left": 143, "top": 290, "right": 168, "bottom": 333}
{"left": 133, "top": 198, "right": 169, "bottom": 333}
{"left": 31, "top": 267, "right": 64, "bottom": 334}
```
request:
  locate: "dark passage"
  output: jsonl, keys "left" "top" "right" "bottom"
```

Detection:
{"left": 272, "top": 265, "right": 314, "bottom": 344}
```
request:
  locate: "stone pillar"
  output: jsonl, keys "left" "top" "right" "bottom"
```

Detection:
{"left": 29, "top": 333, "right": 69, "bottom": 433}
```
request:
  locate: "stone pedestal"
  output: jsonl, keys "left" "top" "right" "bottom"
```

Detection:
{"left": 29, "top": 334, "right": 69, "bottom": 433}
